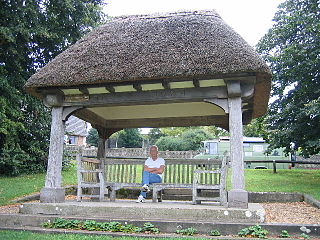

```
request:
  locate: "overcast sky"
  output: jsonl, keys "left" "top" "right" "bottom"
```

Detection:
{"left": 104, "top": 0, "right": 285, "bottom": 47}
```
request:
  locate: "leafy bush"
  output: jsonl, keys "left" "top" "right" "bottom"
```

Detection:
{"left": 176, "top": 227, "right": 197, "bottom": 236}
{"left": 210, "top": 229, "right": 221, "bottom": 236}
{"left": 139, "top": 222, "right": 160, "bottom": 234}
{"left": 300, "top": 233, "right": 310, "bottom": 239}
{"left": 181, "top": 129, "right": 212, "bottom": 150}
{"left": 0, "top": 145, "right": 45, "bottom": 176}
{"left": 279, "top": 230, "right": 290, "bottom": 238}
{"left": 238, "top": 225, "right": 268, "bottom": 238}
{"left": 156, "top": 136, "right": 188, "bottom": 151}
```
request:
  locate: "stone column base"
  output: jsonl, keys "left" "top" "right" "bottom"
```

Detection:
{"left": 40, "top": 187, "right": 65, "bottom": 203}
{"left": 228, "top": 189, "right": 248, "bottom": 209}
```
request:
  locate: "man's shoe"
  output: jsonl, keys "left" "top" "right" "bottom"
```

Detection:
{"left": 141, "top": 184, "right": 150, "bottom": 192}
{"left": 136, "top": 195, "right": 145, "bottom": 203}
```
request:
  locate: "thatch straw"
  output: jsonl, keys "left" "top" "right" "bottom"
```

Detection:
{"left": 25, "top": 10, "right": 271, "bottom": 91}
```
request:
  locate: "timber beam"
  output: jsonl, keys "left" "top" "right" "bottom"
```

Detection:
{"left": 62, "top": 86, "right": 228, "bottom": 107}
{"left": 102, "top": 115, "right": 229, "bottom": 130}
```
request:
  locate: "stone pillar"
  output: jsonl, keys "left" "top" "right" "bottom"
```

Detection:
{"left": 228, "top": 96, "right": 248, "bottom": 208}
{"left": 40, "top": 107, "right": 66, "bottom": 203}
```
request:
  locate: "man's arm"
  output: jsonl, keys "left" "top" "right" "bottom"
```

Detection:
{"left": 144, "top": 165, "right": 165, "bottom": 174}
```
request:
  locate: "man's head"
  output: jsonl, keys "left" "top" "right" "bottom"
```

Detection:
{"left": 149, "top": 145, "right": 158, "bottom": 160}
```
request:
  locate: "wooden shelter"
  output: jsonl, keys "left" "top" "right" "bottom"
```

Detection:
{"left": 25, "top": 10, "right": 271, "bottom": 208}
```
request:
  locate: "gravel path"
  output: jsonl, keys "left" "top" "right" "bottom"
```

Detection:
{"left": 1, "top": 199, "right": 319, "bottom": 224}
{"left": 261, "top": 202, "right": 320, "bottom": 224}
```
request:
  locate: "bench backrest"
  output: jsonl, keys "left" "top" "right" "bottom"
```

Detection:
{"left": 77, "top": 156, "right": 103, "bottom": 183}
{"left": 78, "top": 155, "right": 227, "bottom": 185}
{"left": 103, "top": 156, "right": 227, "bottom": 185}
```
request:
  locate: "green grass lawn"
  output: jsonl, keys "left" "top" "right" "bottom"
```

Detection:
{"left": 0, "top": 230, "right": 207, "bottom": 240}
{"left": 244, "top": 169, "right": 320, "bottom": 200}
{"left": 0, "top": 165, "right": 319, "bottom": 206}
{"left": 0, "top": 164, "right": 77, "bottom": 206}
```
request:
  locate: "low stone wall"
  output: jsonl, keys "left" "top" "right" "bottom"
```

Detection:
{"left": 65, "top": 145, "right": 198, "bottom": 159}
{"left": 64, "top": 145, "right": 320, "bottom": 167}
{"left": 296, "top": 155, "right": 320, "bottom": 169}
{"left": 106, "top": 148, "right": 198, "bottom": 159}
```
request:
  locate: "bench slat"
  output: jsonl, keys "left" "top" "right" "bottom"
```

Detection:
{"left": 133, "top": 164, "right": 137, "bottom": 183}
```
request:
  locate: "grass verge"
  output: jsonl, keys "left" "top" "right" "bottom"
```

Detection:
{"left": 0, "top": 230, "right": 207, "bottom": 240}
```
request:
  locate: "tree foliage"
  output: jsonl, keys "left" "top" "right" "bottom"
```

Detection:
{"left": 243, "top": 118, "right": 267, "bottom": 138}
{"left": 156, "top": 128, "right": 216, "bottom": 151}
{"left": 181, "top": 129, "right": 212, "bottom": 150}
{"left": 0, "top": 0, "right": 105, "bottom": 175}
{"left": 257, "top": 0, "right": 320, "bottom": 156}
{"left": 156, "top": 136, "right": 188, "bottom": 151}
{"left": 117, "top": 129, "right": 143, "bottom": 148}
{"left": 86, "top": 128, "right": 98, "bottom": 147}
{"left": 148, "top": 128, "right": 165, "bottom": 145}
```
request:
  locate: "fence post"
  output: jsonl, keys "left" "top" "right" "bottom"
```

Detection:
{"left": 273, "top": 160, "right": 277, "bottom": 173}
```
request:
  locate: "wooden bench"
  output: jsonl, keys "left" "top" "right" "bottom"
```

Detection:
{"left": 76, "top": 155, "right": 105, "bottom": 201}
{"left": 77, "top": 155, "right": 228, "bottom": 205}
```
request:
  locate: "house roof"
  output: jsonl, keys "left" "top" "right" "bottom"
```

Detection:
{"left": 65, "top": 116, "right": 88, "bottom": 137}
{"left": 25, "top": 10, "right": 271, "bottom": 92}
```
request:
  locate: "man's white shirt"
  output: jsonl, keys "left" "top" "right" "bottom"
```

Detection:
{"left": 144, "top": 157, "right": 165, "bottom": 178}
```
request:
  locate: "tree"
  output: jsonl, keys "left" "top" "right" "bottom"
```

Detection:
{"left": 181, "top": 129, "right": 212, "bottom": 150}
{"left": 117, "top": 129, "right": 143, "bottom": 148}
{"left": 148, "top": 128, "right": 164, "bottom": 145}
{"left": 86, "top": 128, "right": 98, "bottom": 147}
{"left": 0, "top": 0, "right": 105, "bottom": 175}
{"left": 257, "top": 0, "right": 320, "bottom": 156}
{"left": 243, "top": 118, "right": 267, "bottom": 138}
{"left": 155, "top": 128, "right": 214, "bottom": 151}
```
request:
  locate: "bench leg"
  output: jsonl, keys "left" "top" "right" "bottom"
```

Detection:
{"left": 99, "top": 186, "right": 104, "bottom": 201}
{"left": 99, "top": 173, "right": 104, "bottom": 202}
{"left": 158, "top": 190, "right": 163, "bottom": 202}
{"left": 110, "top": 189, "right": 116, "bottom": 202}
{"left": 220, "top": 187, "right": 227, "bottom": 206}
{"left": 152, "top": 189, "right": 158, "bottom": 202}
{"left": 77, "top": 184, "right": 82, "bottom": 202}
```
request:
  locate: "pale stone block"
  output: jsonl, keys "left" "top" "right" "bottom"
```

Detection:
{"left": 228, "top": 189, "right": 248, "bottom": 209}
{"left": 40, "top": 187, "right": 65, "bottom": 203}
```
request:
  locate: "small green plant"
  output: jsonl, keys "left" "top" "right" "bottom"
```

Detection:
{"left": 238, "top": 224, "right": 268, "bottom": 238}
{"left": 176, "top": 227, "right": 197, "bottom": 236}
{"left": 279, "top": 230, "right": 290, "bottom": 238}
{"left": 300, "top": 233, "right": 311, "bottom": 239}
{"left": 139, "top": 222, "right": 160, "bottom": 234}
{"left": 41, "top": 218, "right": 160, "bottom": 234}
{"left": 210, "top": 229, "right": 221, "bottom": 236}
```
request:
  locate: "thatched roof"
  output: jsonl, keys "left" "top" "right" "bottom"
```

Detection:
{"left": 25, "top": 10, "right": 271, "bottom": 93}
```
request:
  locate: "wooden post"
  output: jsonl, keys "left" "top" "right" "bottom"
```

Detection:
{"left": 227, "top": 81, "right": 248, "bottom": 208}
{"left": 92, "top": 127, "right": 121, "bottom": 199}
{"left": 229, "top": 97, "right": 245, "bottom": 190}
{"left": 40, "top": 106, "right": 66, "bottom": 203}
{"left": 273, "top": 160, "right": 277, "bottom": 173}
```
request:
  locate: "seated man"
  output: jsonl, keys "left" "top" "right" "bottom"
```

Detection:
{"left": 136, "top": 145, "right": 165, "bottom": 203}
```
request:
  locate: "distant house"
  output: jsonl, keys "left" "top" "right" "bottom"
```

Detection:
{"left": 65, "top": 116, "right": 88, "bottom": 146}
